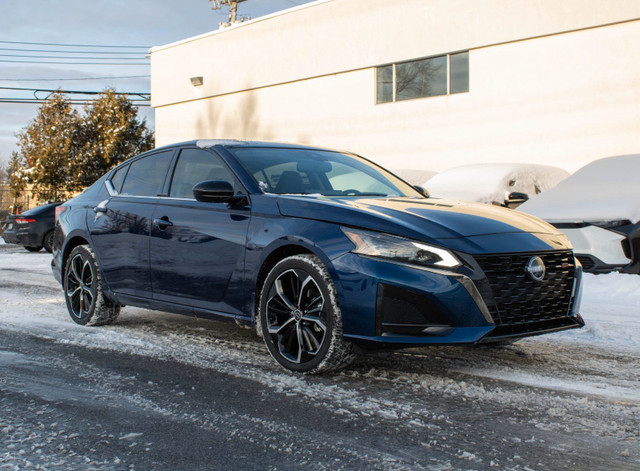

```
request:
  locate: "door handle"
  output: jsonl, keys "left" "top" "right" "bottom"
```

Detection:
{"left": 153, "top": 217, "right": 173, "bottom": 229}
{"left": 93, "top": 202, "right": 108, "bottom": 213}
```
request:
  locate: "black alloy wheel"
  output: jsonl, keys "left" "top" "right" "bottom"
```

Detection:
{"left": 43, "top": 230, "right": 55, "bottom": 253}
{"left": 259, "top": 254, "right": 356, "bottom": 373}
{"left": 63, "top": 245, "right": 120, "bottom": 326}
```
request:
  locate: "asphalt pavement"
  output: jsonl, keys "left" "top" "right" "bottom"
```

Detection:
{"left": 1, "top": 243, "right": 638, "bottom": 470}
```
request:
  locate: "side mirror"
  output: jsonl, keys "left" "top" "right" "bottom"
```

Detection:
{"left": 193, "top": 180, "right": 237, "bottom": 203}
{"left": 504, "top": 191, "right": 529, "bottom": 208}
{"left": 413, "top": 185, "right": 430, "bottom": 198}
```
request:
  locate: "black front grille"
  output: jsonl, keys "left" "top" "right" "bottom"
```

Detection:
{"left": 474, "top": 251, "right": 575, "bottom": 329}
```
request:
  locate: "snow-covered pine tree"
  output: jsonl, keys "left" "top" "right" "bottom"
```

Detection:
{"left": 73, "top": 89, "right": 154, "bottom": 189}
{"left": 15, "top": 92, "right": 79, "bottom": 201}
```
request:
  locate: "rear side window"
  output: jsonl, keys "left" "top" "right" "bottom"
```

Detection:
{"left": 120, "top": 151, "right": 173, "bottom": 197}
{"left": 109, "top": 164, "right": 128, "bottom": 194}
{"left": 169, "top": 148, "right": 238, "bottom": 199}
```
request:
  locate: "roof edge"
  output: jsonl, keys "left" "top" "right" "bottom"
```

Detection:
{"left": 150, "top": 0, "right": 332, "bottom": 54}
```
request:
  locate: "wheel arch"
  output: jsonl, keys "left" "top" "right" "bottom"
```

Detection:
{"left": 61, "top": 234, "right": 92, "bottom": 279}
{"left": 254, "top": 244, "right": 315, "bottom": 322}
{"left": 61, "top": 234, "right": 120, "bottom": 306}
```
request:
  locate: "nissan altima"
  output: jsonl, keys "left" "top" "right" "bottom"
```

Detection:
{"left": 52, "top": 140, "right": 584, "bottom": 373}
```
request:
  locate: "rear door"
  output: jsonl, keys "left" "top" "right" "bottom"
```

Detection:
{"left": 149, "top": 147, "right": 250, "bottom": 315}
{"left": 88, "top": 149, "right": 175, "bottom": 299}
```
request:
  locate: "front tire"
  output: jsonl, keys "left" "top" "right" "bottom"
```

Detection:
{"left": 24, "top": 245, "right": 42, "bottom": 252}
{"left": 64, "top": 245, "right": 120, "bottom": 326}
{"left": 259, "top": 254, "right": 356, "bottom": 374}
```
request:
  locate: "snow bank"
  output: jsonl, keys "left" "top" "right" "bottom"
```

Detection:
{"left": 547, "top": 272, "right": 640, "bottom": 353}
{"left": 519, "top": 154, "right": 640, "bottom": 223}
{"left": 423, "top": 163, "right": 569, "bottom": 205}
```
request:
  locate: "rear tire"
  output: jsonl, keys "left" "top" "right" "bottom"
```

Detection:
{"left": 64, "top": 245, "right": 120, "bottom": 326}
{"left": 259, "top": 254, "right": 356, "bottom": 374}
{"left": 24, "top": 246, "right": 42, "bottom": 252}
{"left": 43, "top": 230, "right": 55, "bottom": 253}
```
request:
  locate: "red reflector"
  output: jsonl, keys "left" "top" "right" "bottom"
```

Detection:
{"left": 55, "top": 205, "right": 66, "bottom": 223}
{"left": 15, "top": 218, "right": 36, "bottom": 224}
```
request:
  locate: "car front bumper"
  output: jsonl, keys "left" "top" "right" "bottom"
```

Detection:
{"left": 561, "top": 225, "right": 631, "bottom": 273}
{"left": 332, "top": 250, "right": 584, "bottom": 346}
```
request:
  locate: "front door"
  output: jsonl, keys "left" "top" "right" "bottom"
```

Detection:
{"left": 149, "top": 148, "right": 250, "bottom": 315}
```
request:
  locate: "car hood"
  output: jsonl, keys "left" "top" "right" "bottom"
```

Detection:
{"left": 276, "top": 195, "right": 566, "bottom": 243}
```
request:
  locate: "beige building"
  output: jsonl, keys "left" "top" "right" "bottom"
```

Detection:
{"left": 150, "top": 0, "right": 640, "bottom": 174}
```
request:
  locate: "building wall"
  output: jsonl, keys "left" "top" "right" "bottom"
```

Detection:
{"left": 151, "top": 0, "right": 640, "bottom": 173}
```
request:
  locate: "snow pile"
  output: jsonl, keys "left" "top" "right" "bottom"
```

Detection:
{"left": 547, "top": 272, "right": 640, "bottom": 352}
{"left": 519, "top": 154, "right": 640, "bottom": 223}
{"left": 423, "top": 163, "right": 569, "bottom": 205}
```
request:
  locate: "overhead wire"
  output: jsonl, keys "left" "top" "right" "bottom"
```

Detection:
{"left": 0, "top": 86, "right": 149, "bottom": 96}
{"left": 0, "top": 54, "right": 148, "bottom": 60}
{"left": 0, "top": 47, "right": 147, "bottom": 54}
{"left": 0, "top": 75, "right": 149, "bottom": 82}
{"left": 0, "top": 40, "right": 149, "bottom": 49}
{"left": 0, "top": 59, "right": 149, "bottom": 65}
{"left": 0, "top": 41, "right": 151, "bottom": 104}
{"left": 0, "top": 98, "right": 150, "bottom": 106}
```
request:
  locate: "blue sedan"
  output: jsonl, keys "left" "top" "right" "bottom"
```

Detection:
{"left": 52, "top": 140, "right": 584, "bottom": 373}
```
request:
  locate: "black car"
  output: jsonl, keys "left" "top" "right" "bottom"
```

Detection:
{"left": 2, "top": 202, "right": 62, "bottom": 253}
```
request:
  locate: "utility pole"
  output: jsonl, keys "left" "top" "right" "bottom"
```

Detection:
{"left": 208, "top": 0, "right": 250, "bottom": 27}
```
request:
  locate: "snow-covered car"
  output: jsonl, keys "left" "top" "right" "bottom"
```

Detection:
{"left": 390, "top": 169, "right": 437, "bottom": 187}
{"left": 423, "top": 163, "right": 570, "bottom": 208}
{"left": 519, "top": 154, "right": 640, "bottom": 274}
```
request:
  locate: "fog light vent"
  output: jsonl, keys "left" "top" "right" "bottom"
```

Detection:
{"left": 376, "top": 284, "right": 452, "bottom": 336}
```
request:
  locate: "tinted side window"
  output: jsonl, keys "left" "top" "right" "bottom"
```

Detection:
{"left": 169, "top": 148, "right": 238, "bottom": 199}
{"left": 109, "top": 164, "right": 128, "bottom": 194}
{"left": 120, "top": 151, "right": 173, "bottom": 197}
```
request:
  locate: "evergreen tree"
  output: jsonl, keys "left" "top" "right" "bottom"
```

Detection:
{"left": 7, "top": 151, "right": 27, "bottom": 199}
{"left": 16, "top": 92, "right": 79, "bottom": 201}
{"left": 73, "top": 89, "right": 154, "bottom": 188}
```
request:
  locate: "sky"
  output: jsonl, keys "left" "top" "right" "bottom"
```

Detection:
{"left": 0, "top": 0, "right": 314, "bottom": 166}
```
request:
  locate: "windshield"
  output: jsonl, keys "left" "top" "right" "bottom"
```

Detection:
{"left": 230, "top": 147, "right": 421, "bottom": 197}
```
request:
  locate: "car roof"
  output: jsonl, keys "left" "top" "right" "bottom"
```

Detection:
{"left": 518, "top": 154, "right": 640, "bottom": 223}
{"left": 152, "top": 139, "right": 338, "bottom": 153}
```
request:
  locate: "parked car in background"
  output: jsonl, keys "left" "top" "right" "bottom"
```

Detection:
{"left": 390, "top": 168, "right": 438, "bottom": 187}
{"left": 423, "top": 163, "right": 570, "bottom": 208}
{"left": 519, "top": 154, "right": 640, "bottom": 274}
{"left": 1, "top": 202, "right": 62, "bottom": 253}
{"left": 52, "top": 140, "right": 584, "bottom": 373}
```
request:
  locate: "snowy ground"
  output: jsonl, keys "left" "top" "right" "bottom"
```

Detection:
{"left": 1, "top": 243, "right": 639, "bottom": 469}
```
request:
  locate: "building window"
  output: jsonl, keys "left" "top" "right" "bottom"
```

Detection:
{"left": 450, "top": 51, "right": 469, "bottom": 94}
{"left": 376, "top": 65, "right": 393, "bottom": 104}
{"left": 376, "top": 51, "right": 469, "bottom": 104}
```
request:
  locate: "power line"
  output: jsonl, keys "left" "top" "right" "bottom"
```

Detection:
{"left": 0, "top": 47, "right": 146, "bottom": 55}
{"left": 0, "top": 75, "right": 149, "bottom": 82}
{"left": 0, "top": 59, "right": 149, "bottom": 65}
{"left": 0, "top": 98, "right": 150, "bottom": 106}
{"left": 0, "top": 54, "right": 148, "bottom": 60}
{"left": 0, "top": 86, "right": 149, "bottom": 97}
{"left": 0, "top": 39, "right": 148, "bottom": 49}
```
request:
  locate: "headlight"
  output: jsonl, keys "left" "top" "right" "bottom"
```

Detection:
{"left": 342, "top": 227, "right": 461, "bottom": 268}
